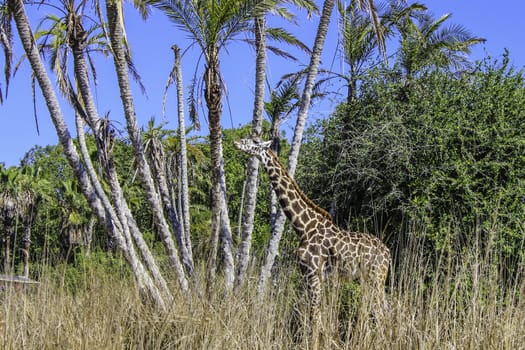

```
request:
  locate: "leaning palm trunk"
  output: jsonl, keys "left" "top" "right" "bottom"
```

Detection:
{"left": 75, "top": 114, "right": 170, "bottom": 306}
{"left": 204, "top": 51, "right": 235, "bottom": 294}
{"left": 8, "top": 0, "right": 168, "bottom": 307}
{"left": 71, "top": 27, "right": 172, "bottom": 302}
{"left": 235, "top": 11, "right": 267, "bottom": 292}
{"left": 172, "top": 46, "right": 194, "bottom": 267}
{"left": 257, "top": 0, "right": 335, "bottom": 295}
{"left": 105, "top": 0, "right": 189, "bottom": 294}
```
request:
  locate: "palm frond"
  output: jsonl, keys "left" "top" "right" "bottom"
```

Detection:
{"left": 266, "top": 26, "right": 311, "bottom": 53}
{"left": 0, "top": 4, "right": 13, "bottom": 102}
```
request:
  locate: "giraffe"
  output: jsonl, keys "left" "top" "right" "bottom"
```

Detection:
{"left": 235, "top": 138, "right": 391, "bottom": 330}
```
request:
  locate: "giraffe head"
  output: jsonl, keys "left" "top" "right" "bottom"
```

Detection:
{"left": 234, "top": 138, "right": 272, "bottom": 157}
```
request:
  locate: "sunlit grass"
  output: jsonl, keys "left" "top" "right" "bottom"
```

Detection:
{"left": 1, "top": 239, "right": 524, "bottom": 349}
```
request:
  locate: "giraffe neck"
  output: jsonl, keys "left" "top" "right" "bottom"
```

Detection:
{"left": 260, "top": 149, "right": 332, "bottom": 233}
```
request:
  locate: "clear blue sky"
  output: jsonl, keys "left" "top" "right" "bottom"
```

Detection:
{"left": 1, "top": 1, "right": 524, "bottom": 167}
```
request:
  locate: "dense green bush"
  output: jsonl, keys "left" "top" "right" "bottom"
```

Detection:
{"left": 298, "top": 55, "right": 525, "bottom": 272}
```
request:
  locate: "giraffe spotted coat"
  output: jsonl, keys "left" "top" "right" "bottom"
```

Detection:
{"left": 235, "top": 138, "right": 391, "bottom": 322}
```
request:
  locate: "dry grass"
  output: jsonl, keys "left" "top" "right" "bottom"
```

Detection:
{"left": 1, "top": 245, "right": 525, "bottom": 350}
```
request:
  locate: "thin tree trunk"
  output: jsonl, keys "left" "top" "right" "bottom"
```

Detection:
{"left": 205, "top": 51, "right": 235, "bottom": 294}
{"left": 235, "top": 178, "right": 247, "bottom": 239}
{"left": 235, "top": 11, "right": 267, "bottom": 292}
{"left": 105, "top": 0, "right": 189, "bottom": 294}
{"left": 106, "top": 155, "right": 173, "bottom": 302}
{"left": 172, "top": 45, "right": 194, "bottom": 270}
{"left": 257, "top": 0, "right": 335, "bottom": 295}
{"left": 4, "top": 219, "right": 12, "bottom": 274}
{"left": 219, "top": 160, "right": 235, "bottom": 293}
{"left": 21, "top": 212, "right": 31, "bottom": 278}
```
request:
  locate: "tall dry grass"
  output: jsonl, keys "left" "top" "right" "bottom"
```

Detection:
{"left": 1, "top": 237, "right": 525, "bottom": 349}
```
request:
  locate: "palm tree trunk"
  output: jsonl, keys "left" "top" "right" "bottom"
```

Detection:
{"left": 105, "top": 0, "right": 189, "bottom": 294}
{"left": 172, "top": 45, "right": 194, "bottom": 271}
{"left": 4, "top": 217, "right": 13, "bottom": 274}
{"left": 235, "top": 11, "right": 267, "bottom": 292}
{"left": 257, "top": 0, "right": 335, "bottom": 295}
{"left": 219, "top": 161, "right": 235, "bottom": 292}
{"left": 22, "top": 211, "right": 32, "bottom": 278}
{"left": 205, "top": 51, "right": 235, "bottom": 294}
{"left": 206, "top": 208, "right": 221, "bottom": 295}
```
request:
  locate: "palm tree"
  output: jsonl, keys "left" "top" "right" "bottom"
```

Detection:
{"left": 234, "top": 0, "right": 317, "bottom": 292}
{"left": 336, "top": 0, "right": 379, "bottom": 104}
{"left": 151, "top": 0, "right": 272, "bottom": 293}
{"left": 233, "top": 0, "right": 268, "bottom": 293}
{"left": 395, "top": 10, "right": 485, "bottom": 80}
{"left": 0, "top": 165, "right": 50, "bottom": 277}
{"left": 34, "top": 2, "right": 108, "bottom": 103}
{"left": 334, "top": 0, "right": 414, "bottom": 101}
{"left": 162, "top": 45, "right": 194, "bottom": 277}
{"left": 105, "top": 0, "right": 190, "bottom": 297}
{"left": 35, "top": 0, "right": 177, "bottom": 302}
{"left": 142, "top": 118, "right": 194, "bottom": 275}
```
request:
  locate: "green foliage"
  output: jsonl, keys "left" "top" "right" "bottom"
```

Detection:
{"left": 38, "top": 249, "right": 132, "bottom": 295}
{"left": 298, "top": 55, "right": 525, "bottom": 273}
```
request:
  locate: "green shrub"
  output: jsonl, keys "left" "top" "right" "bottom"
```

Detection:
{"left": 298, "top": 55, "right": 525, "bottom": 275}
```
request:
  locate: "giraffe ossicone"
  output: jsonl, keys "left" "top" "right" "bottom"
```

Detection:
{"left": 235, "top": 138, "right": 391, "bottom": 324}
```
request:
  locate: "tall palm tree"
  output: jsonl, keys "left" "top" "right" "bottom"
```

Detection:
{"left": 105, "top": 0, "right": 190, "bottom": 297}
{"left": 162, "top": 45, "right": 194, "bottom": 276}
{"left": 395, "top": 10, "right": 485, "bottom": 80}
{"left": 151, "top": 0, "right": 271, "bottom": 293}
{"left": 233, "top": 0, "right": 268, "bottom": 293}
{"left": 142, "top": 118, "right": 194, "bottom": 275}
{"left": 35, "top": 0, "right": 177, "bottom": 302}
{"left": 234, "top": 0, "right": 316, "bottom": 292}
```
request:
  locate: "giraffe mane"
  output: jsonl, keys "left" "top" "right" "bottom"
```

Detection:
{"left": 268, "top": 149, "right": 333, "bottom": 221}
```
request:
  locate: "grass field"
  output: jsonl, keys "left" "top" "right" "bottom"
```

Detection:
{"left": 1, "top": 239, "right": 525, "bottom": 349}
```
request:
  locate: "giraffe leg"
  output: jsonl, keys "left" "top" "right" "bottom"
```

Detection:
{"left": 362, "top": 270, "right": 388, "bottom": 324}
{"left": 302, "top": 267, "right": 322, "bottom": 348}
